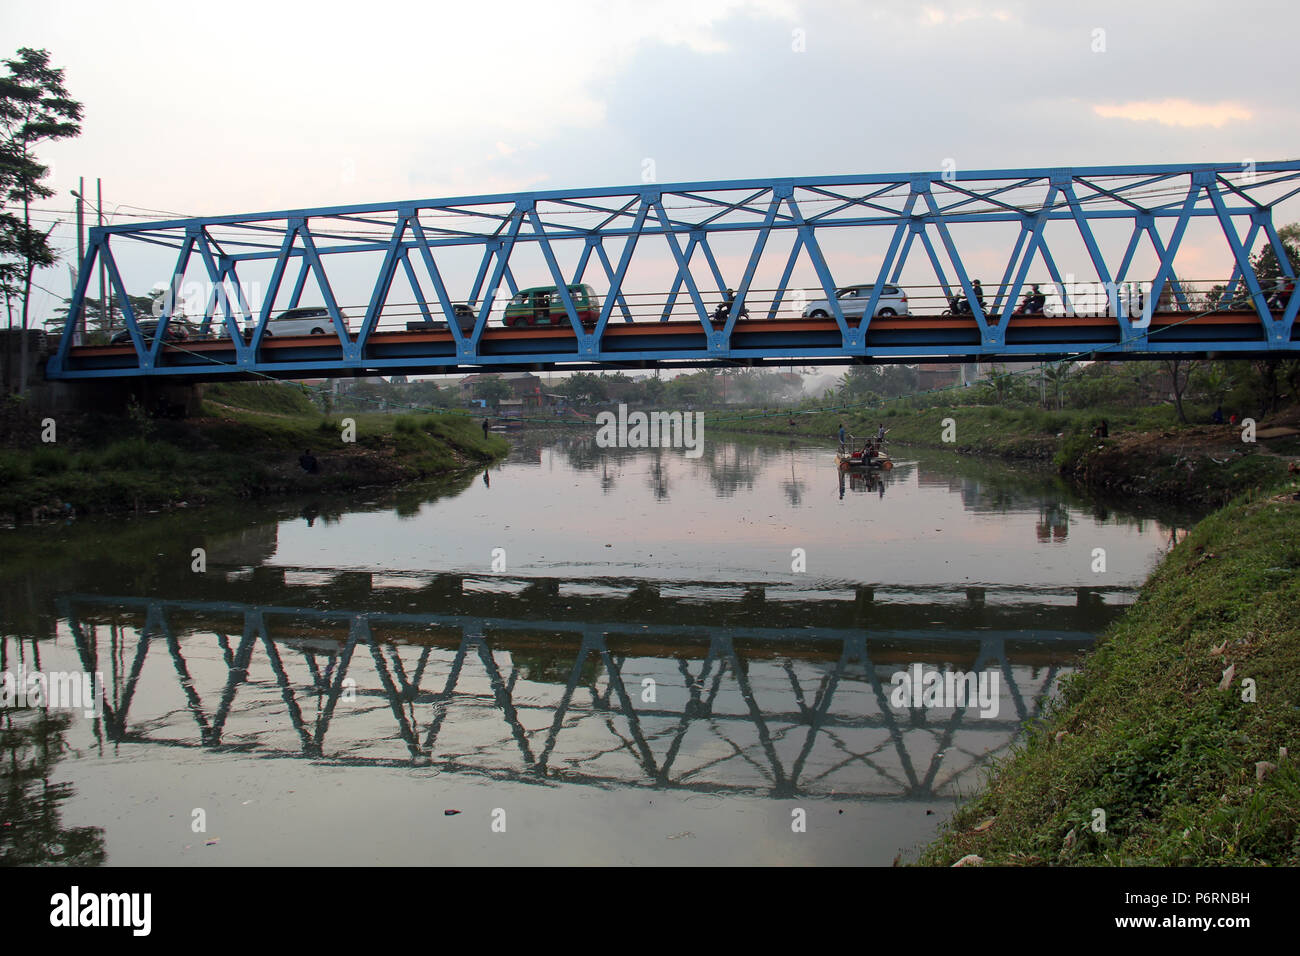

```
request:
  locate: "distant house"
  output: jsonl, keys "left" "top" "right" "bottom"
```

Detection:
{"left": 916, "top": 363, "right": 964, "bottom": 391}
{"left": 458, "top": 371, "right": 545, "bottom": 407}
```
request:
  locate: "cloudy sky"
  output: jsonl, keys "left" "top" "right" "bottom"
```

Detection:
{"left": 4, "top": 0, "right": 1298, "bottom": 325}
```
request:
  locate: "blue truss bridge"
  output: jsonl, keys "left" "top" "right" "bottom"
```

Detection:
{"left": 47, "top": 161, "right": 1300, "bottom": 382}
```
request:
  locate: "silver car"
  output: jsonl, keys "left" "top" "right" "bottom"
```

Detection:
{"left": 803, "top": 284, "right": 909, "bottom": 319}
{"left": 254, "top": 306, "right": 350, "bottom": 337}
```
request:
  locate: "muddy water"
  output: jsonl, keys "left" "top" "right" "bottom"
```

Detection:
{"left": 0, "top": 434, "right": 1195, "bottom": 865}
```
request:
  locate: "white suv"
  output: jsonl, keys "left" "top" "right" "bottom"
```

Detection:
{"left": 803, "top": 284, "right": 909, "bottom": 319}
{"left": 254, "top": 306, "right": 351, "bottom": 337}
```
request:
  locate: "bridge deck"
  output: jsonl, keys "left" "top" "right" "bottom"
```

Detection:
{"left": 54, "top": 310, "right": 1284, "bottom": 380}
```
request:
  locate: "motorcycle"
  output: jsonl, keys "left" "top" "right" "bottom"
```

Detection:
{"left": 711, "top": 298, "right": 750, "bottom": 322}
{"left": 942, "top": 295, "right": 976, "bottom": 316}
{"left": 1013, "top": 291, "right": 1047, "bottom": 316}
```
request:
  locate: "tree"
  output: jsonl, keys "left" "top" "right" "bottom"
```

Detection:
{"left": 1162, "top": 359, "right": 1200, "bottom": 424}
{"left": 982, "top": 368, "right": 1017, "bottom": 405}
{"left": 1252, "top": 223, "right": 1300, "bottom": 286}
{"left": 1042, "top": 361, "right": 1074, "bottom": 411}
{"left": 472, "top": 376, "right": 513, "bottom": 408}
{"left": 837, "top": 367, "right": 876, "bottom": 400}
{"left": 57, "top": 293, "right": 157, "bottom": 342}
{"left": 0, "top": 48, "right": 83, "bottom": 393}
{"left": 553, "top": 371, "right": 607, "bottom": 407}
{"left": 642, "top": 375, "right": 666, "bottom": 404}
{"left": 1190, "top": 362, "right": 1234, "bottom": 410}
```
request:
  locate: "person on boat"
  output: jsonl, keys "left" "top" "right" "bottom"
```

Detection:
{"left": 838, "top": 423, "right": 847, "bottom": 453}
{"left": 876, "top": 423, "right": 886, "bottom": 443}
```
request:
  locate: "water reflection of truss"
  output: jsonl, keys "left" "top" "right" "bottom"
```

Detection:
{"left": 56, "top": 590, "right": 1105, "bottom": 801}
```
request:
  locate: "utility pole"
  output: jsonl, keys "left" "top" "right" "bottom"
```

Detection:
{"left": 98, "top": 178, "right": 110, "bottom": 333}
{"left": 75, "top": 177, "right": 84, "bottom": 343}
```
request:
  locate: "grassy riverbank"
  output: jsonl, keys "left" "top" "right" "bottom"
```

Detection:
{"left": 0, "top": 382, "right": 507, "bottom": 521}
{"left": 917, "top": 479, "right": 1300, "bottom": 866}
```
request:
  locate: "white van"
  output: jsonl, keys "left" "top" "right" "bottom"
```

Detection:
{"left": 255, "top": 306, "right": 351, "bottom": 337}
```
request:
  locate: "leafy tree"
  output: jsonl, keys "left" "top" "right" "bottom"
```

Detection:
{"left": 403, "top": 379, "right": 452, "bottom": 408}
{"left": 57, "top": 293, "right": 158, "bottom": 342}
{"left": 0, "top": 48, "right": 83, "bottom": 393}
{"left": 837, "top": 367, "right": 876, "bottom": 400}
{"left": 664, "top": 370, "right": 720, "bottom": 406}
{"left": 982, "top": 368, "right": 1017, "bottom": 405}
{"left": 472, "top": 376, "right": 513, "bottom": 407}
{"left": 641, "top": 375, "right": 666, "bottom": 404}
{"left": 1252, "top": 223, "right": 1300, "bottom": 287}
{"left": 555, "top": 371, "right": 607, "bottom": 406}
{"left": 1208, "top": 222, "right": 1298, "bottom": 310}
{"left": 1042, "top": 361, "right": 1074, "bottom": 411}
{"left": 1190, "top": 362, "right": 1234, "bottom": 410}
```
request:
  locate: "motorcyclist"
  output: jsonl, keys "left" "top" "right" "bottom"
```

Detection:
{"left": 1268, "top": 276, "right": 1295, "bottom": 311}
{"left": 714, "top": 288, "right": 741, "bottom": 322}
{"left": 1016, "top": 284, "right": 1046, "bottom": 315}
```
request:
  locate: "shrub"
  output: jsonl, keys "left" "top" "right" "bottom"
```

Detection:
{"left": 96, "top": 438, "right": 181, "bottom": 471}
{"left": 29, "top": 447, "right": 71, "bottom": 475}
{"left": 0, "top": 452, "right": 29, "bottom": 483}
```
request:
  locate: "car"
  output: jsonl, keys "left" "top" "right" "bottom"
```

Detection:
{"left": 406, "top": 303, "right": 477, "bottom": 332}
{"left": 108, "top": 320, "right": 190, "bottom": 345}
{"left": 250, "top": 306, "right": 350, "bottom": 338}
{"left": 803, "top": 284, "right": 909, "bottom": 319}
{"left": 503, "top": 284, "right": 602, "bottom": 329}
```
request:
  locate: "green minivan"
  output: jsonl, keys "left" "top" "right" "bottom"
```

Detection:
{"left": 503, "top": 284, "right": 602, "bottom": 329}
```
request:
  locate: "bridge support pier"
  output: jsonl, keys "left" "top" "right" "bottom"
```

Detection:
{"left": 522, "top": 579, "right": 560, "bottom": 603}
{"left": 427, "top": 574, "right": 463, "bottom": 597}
{"left": 251, "top": 566, "right": 286, "bottom": 589}
{"left": 332, "top": 572, "right": 373, "bottom": 600}
{"left": 8, "top": 334, "right": 205, "bottom": 415}
{"left": 1076, "top": 587, "right": 1102, "bottom": 608}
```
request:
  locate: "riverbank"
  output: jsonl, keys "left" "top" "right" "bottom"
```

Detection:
{"left": 708, "top": 402, "right": 1297, "bottom": 510}
{"left": 0, "top": 383, "right": 507, "bottom": 522}
{"left": 916, "top": 478, "right": 1300, "bottom": 866}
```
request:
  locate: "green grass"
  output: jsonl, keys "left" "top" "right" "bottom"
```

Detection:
{"left": 0, "top": 402, "right": 507, "bottom": 520}
{"left": 917, "top": 481, "right": 1300, "bottom": 866}
{"left": 203, "top": 381, "right": 319, "bottom": 416}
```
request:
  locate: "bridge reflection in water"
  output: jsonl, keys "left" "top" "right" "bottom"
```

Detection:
{"left": 57, "top": 571, "right": 1129, "bottom": 802}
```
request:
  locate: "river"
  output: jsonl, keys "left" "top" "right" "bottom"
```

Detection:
{"left": 0, "top": 432, "right": 1198, "bottom": 865}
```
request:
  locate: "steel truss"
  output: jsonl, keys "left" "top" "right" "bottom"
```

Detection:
{"left": 48, "top": 161, "right": 1300, "bottom": 380}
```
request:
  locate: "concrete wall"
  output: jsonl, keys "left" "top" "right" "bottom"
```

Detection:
{"left": 2, "top": 329, "right": 203, "bottom": 417}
